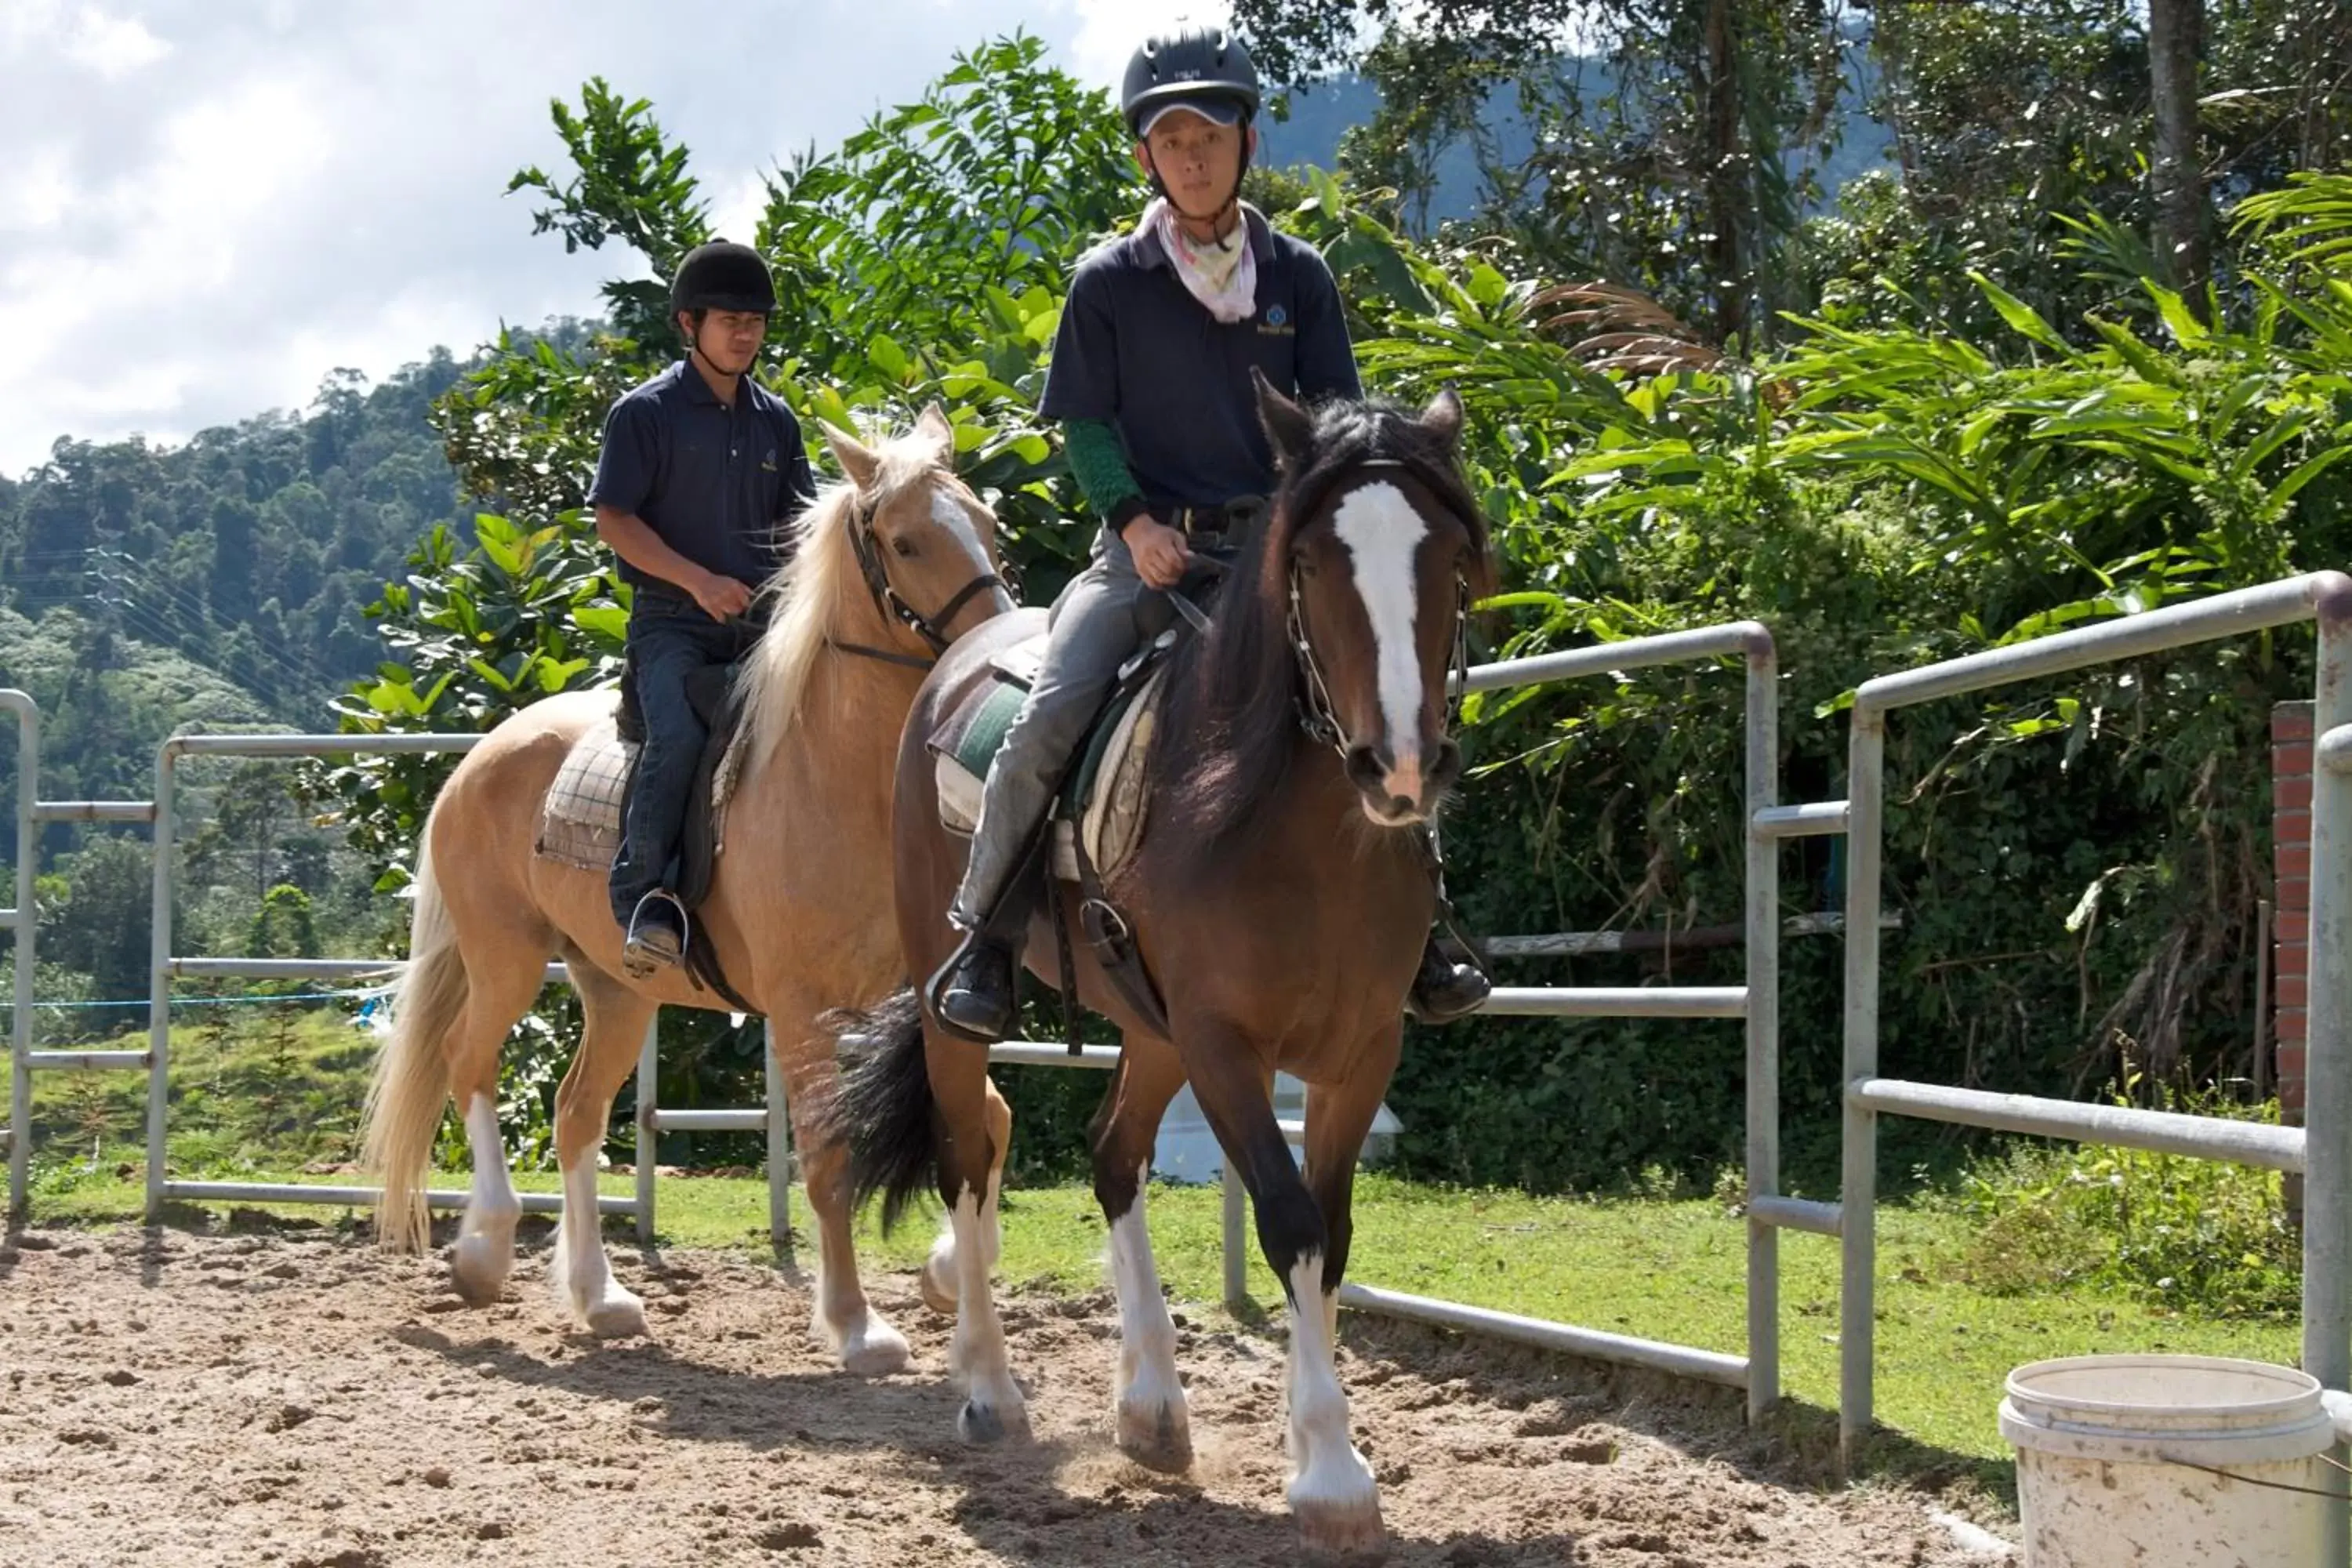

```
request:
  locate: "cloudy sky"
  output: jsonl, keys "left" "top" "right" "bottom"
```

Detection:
{"left": 0, "top": 0, "right": 1226, "bottom": 477}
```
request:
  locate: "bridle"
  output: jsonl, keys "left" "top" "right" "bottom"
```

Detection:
{"left": 830, "top": 474, "right": 1007, "bottom": 670}
{"left": 1285, "top": 459, "right": 1474, "bottom": 760}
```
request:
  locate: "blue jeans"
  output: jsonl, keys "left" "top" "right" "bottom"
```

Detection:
{"left": 608, "top": 586, "right": 763, "bottom": 930}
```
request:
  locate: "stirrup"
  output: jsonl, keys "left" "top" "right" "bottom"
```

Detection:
{"left": 622, "top": 891, "right": 689, "bottom": 980}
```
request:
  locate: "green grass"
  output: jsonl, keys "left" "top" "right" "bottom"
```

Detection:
{"left": 13, "top": 1006, "right": 2306, "bottom": 1496}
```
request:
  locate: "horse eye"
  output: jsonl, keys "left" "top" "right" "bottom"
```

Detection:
{"left": 891, "top": 536, "right": 917, "bottom": 558}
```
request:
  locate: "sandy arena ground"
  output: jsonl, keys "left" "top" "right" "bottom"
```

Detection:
{"left": 0, "top": 1217, "right": 2011, "bottom": 1566}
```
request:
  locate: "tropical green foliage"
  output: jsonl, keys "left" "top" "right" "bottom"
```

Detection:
{"left": 306, "top": 27, "right": 2352, "bottom": 1190}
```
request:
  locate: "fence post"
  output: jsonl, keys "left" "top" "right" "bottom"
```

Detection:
{"left": 635, "top": 1016, "right": 659, "bottom": 1246}
{"left": 1839, "top": 704, "right": 1888, "bottom": 1468}
{"left": 1744, "top": 635, "right": 1780, "bottom": 1424}
{"left": 144, "top": 742, "right": 180, "bottom": 1222}
{"left": 764, "top": 1020, "right": 791, "bottom": 1247}
{"left": 2303, "top": 596, "right": 2352, "bottom": 1568}
{"left": 5, "top": 692, "right": 35, "bottom": 1221}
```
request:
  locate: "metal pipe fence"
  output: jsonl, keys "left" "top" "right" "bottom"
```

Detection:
{"left": 1833, "top": 569, "right": 2352, "bottom": 1560}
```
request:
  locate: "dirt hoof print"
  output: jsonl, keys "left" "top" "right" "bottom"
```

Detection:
{"left": 757, "top": 1523, "right": 822, "bottom": 1552}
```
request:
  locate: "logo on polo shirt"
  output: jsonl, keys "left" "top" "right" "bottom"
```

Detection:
{"left": 1258, "top": 303, "right": 1294, "bottom": 338}
{"left": 760, "top": 448, "right": 778, "bottom": 472}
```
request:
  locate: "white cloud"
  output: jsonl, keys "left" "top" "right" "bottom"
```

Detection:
{"left": 2, "top": 0, "right": 170, "bottom": 79}
{"left": 1061, "top": 0, "right": 1233, "bottom": 86}
{"left": 0, "top": 0, "right": 1173, "bottom": 476}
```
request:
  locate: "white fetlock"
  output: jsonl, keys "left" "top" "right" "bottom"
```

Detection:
{"left": 919, "top": 1227, "right": 959, "bottom": 1316}
{"left": 552, "top": 1154, "right": 645, "bottom": 1338}
{"left": 451, "top": 1093, "right": 521, "bottom": 1304}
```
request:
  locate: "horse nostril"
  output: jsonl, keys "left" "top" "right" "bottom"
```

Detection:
{"left": 1345, "top": 745, "right": 1388, "bottom": 793}
{"left": 1429, "top": 740, "right": 1463, "bottom": 792}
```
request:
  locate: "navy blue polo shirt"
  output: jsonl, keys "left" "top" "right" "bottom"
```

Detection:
{"left": 1040, "top": 210, "right": 1361, "bottom": 512}
{"left": 587, "top": 358, "right": 817, "bottom": 591}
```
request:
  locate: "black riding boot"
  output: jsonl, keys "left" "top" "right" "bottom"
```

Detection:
{"left": 929, "top": 931, "right": 1020, "bottom": 1043}
{"left": 1406, "top": 937, "right": 1490, "bottom": 1023}
{"left": 927, "top": 861, "right": 1044, "bottom": 1044}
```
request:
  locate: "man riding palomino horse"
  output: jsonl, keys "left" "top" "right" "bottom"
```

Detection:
{"left": 590, "top": 240, "right": 815, "bottom": 978}
{"left": 927, "top": 24, "right": 1490, "bottom": 1040}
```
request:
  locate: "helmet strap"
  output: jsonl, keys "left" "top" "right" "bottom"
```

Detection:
{"left": 686, "top": 314, "right": 746, "bottom": 387}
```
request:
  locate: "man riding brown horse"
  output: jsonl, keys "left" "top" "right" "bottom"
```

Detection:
{"left": 925, "top": 25, "right": 1490, "bottom": 1040}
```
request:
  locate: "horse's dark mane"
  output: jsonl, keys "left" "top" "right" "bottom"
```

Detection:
{"left": 1143, "top": 397, "right": 1492, "bottom": 859}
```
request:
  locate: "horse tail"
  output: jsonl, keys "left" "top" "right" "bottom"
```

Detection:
{"left": 361, "top": 845, "right": 467, "bottom": 1252}
{"left": 815, "top": 988, "right": 938, "bottom": 1235}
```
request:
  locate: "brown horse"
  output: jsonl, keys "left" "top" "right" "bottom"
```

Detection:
{"left": 821, "top": 376, "right": 1493, "bottom": 1554}
{"left": 361, "top": 405, "right": 1015, "bottom": 1372}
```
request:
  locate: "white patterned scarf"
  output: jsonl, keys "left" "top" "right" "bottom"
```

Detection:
{"left": 1145, "top": 197, "right": 1260, "bottom": 325}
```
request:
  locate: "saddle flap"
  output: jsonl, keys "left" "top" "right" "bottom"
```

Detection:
{"left": 985, "top": 633, "right": 1049, "bottom": 690}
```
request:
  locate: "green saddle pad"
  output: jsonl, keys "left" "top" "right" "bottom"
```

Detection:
{"left": 942, "top": 669, "right": 1150, "bottom": 816}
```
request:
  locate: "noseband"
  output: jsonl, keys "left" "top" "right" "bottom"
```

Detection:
{"left": 833, "top": 477, "right": 1007, "bottom": 670}
{"left": 1286, "top": 459, "right": 1473, "bottom": 760}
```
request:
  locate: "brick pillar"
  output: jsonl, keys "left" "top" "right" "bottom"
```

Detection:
{"left": 2277, "top": 700, "right": 2314, "bottom": 1219}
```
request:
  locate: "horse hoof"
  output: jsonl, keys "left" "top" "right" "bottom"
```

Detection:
{"left": 957, "top": 1399, "right": 1026, "bottom": 1445}
{"left": 838, "top": 1323, "right": 912, "bottom": 1377}
{"left": 1116, "top": 1399, "right": 1194, "bottom": 1474}
{"left": 1294, "top": 1497, "right": 1388, "bottom": 1562}
{"left": 448, "top": 1240, "right": 512, "bottom": 1306}
{"left": 585, "top": 1294, "right": 648, "bottom": 1339}
{"left": 918, "top": 1254, "right": 958, "bottom": 1316}
{"left": 958, "top": 1399, "right": 1004, "bottom": 1443}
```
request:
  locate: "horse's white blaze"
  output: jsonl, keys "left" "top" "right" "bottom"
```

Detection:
{"left": 1109, "top": 1167, "right": 1184, "bottom": 1420}
{"left": 1283, "top": 1253, "right": 1377, "bottom": 1512}
{"left": 932, "top": 488, "right": 1015, "bottom": 616}
{"left": 1330, "top": 482, "right": 1429, "bottom": 778}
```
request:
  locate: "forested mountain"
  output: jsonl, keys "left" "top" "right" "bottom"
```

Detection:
{"left": 0, "top": 327, "right": 596, "bottom": 841}
{"left": 0, "top": 330, "right": 591, "bottom": 1011}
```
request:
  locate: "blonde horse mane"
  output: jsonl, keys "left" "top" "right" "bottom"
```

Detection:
{"left": 739, "top": 421, "right": 940, "bottom": 769}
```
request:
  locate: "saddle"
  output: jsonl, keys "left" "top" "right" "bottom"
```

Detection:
{"left": 535, "top": 659, "right": 759, "bottom": 1013}
{"left": 924, "top": 638, "right": 1165, "bottom": 887}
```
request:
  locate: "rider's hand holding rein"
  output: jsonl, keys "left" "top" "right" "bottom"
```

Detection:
{"left": 1123, "top": 514, "right": 1192, "bottom": 590}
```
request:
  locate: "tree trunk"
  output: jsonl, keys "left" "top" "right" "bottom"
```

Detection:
{"left": 1702, "top": 0, "right": 1748, "bottom": 347}
{"left": 2146, "top": 0, "right": 2208, "bottom": 306}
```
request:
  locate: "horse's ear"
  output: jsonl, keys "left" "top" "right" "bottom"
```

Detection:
{"left": 822, "top": 422, "right": 880, "bottom": 493}
{"left": 1420, "top": 385, "right": 1465, "bottom": 451}
{"left": 914, "top": 401, "right": 956, "bottom": 462}
{"left": 1252, "top": 367, "right": 1315, "bottom": 470}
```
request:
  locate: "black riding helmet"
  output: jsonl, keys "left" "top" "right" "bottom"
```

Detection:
{"left": 670, "top": 240, "right": 776, "bottom": 317}
{"left": 1123, "top": 27, "right": 1261, "bottom": 217}
{"left": 1120, "top": 25, "right": 1261, "bottom": 138}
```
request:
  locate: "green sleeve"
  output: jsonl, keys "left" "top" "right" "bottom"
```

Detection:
{"left": 1062, "top": 418, "right": 1149, "bottom": 535}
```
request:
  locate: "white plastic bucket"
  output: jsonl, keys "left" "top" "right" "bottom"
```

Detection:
{"left": 1999, "top": 1354, "right": 2339, "bottom": 1566}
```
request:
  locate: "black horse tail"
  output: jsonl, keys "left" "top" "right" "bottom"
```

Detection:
{"left": 815, "top": 988, "right": 937, "bottom": 1235}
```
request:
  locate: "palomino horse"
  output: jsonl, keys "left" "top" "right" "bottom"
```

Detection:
{"left": 822, "top": 376, "right": 1493, "bottom": 1554}
{"left": 361, "top": 405, "right": 1016, "bottom": 1372}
